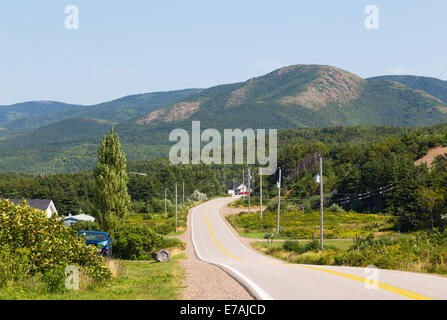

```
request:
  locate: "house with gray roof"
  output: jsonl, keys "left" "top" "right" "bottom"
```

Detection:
{"left": 1, "top": 199, "right": 58, "bottom": 218}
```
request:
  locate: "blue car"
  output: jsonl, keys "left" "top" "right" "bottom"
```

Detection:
{"left": 77, "top": 231, "right": 114, "bottom": 258}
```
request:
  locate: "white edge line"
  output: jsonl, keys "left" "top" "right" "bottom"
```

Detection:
{"left": 190, "top": 201, "right": 274, "bottom": 301}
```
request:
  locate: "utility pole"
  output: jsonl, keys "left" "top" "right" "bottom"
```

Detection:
{"left": 175, "top": 184, "right": 178, "bottom": 233}
{"left": 182, "top": 182, "right": 185, "bottom": 203}
{"left": 248, "top": 167, "right": 251, "bottom": 214}
{"left": 242, "top": 168, "right": 245, "bottom": 198}
{"left": 164, "top": 188, "right": 167, "bottom": 218}
{"left": 276, "top": 167, "right": 281, "bottom": 234}
{"left": 260, "top": 168, "right": 263, "bottom": 220}
{"left": 319, "top": 155, "right": 324, "bottom": 251}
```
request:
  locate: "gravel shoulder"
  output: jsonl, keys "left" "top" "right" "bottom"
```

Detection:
{"left": 178, "top": 203, "right": 253, "bottom": 300}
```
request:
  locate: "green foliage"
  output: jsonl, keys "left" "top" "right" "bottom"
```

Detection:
{"left": 2, "top": 68, "right": 447, "bottom": 173}
{"left": 69, "top": 220, "right": 101, "bottom": 233}
{"left": 263, "top": 231, "right": 447, "bottom": 275}
{"left": 369, "top": 75, "right": 447, "bottom": 103}
{"left": 283, "top": 239, "right": 320, "bottom": 254}
{"left": 93, "top": 128, "right": 131, "bottom": 234}
{"left": 112, "top": 224, "right": 164, "bottom": 260}
{"left": 329, "top": 204, "right": 346, "bottom": 213}
{"left": 190, "top": 189, "right": 208, "bottom": 201}
{"left": 0, "top": 199, "right": 110, "bottom": 291}
{"left": 227, "top": 209, "right": 391, "bottom": 239}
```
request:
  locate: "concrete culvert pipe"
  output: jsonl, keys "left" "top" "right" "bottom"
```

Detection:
{"left": 156, "top": 249, "right": 170, "bottom": 262}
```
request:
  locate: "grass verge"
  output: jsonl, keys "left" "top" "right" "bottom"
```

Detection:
{"left": 0, "top": 254, "right": 186, "bottom": 300}
{"left": 251, "top": 232, "right": 447, "bottom": 276}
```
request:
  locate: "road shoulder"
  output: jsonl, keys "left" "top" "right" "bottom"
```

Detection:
{"left": 177, "top": 203, "right": 253, "bottom": 300}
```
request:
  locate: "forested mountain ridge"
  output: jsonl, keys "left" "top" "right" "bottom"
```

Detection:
{"left": 0, "top": 89, "right": 199, "bottom": 137}
{"left": 131, "top": 65, "right": 447, "bottom": 130}
{"left": 2, "top": 65, "right": 447, "bottom": 173}
{"left": 368, "top": 75, "right": 447, "bottom": 103}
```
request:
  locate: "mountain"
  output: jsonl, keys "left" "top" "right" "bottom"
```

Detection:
{"left": 1, "top": 89, "right": 199, "bottom": 137}
{"left": 2, "top": 64, "right": 447, "bottom": 173}
{"left": 117, "top": 65, "right": 447, "bottom": 147}
{"left": 368, "top": 75, "right": 447, "bottom": 104}
{"left": 0, "top": 101, "right": 81, "bottom": 127}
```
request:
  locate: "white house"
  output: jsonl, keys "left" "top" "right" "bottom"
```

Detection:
{"left": 2, "top": 199, "right": 58, "bottom": 218}
{"left": 235, "top": 183, "right": 249, "bottom": 195}
{"left": 63, "top": 213, "right": 96, "bottom": 226}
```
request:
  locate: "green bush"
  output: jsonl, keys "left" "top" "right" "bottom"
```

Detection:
{"left": 266, "top": 199, "right": 290, "bottom": 213}
{"left": 112, "top": 224, "right": 164, "bottom": 260}
{"left": 329, "top": 204, "right": 346, "bottom": 213}
{"left": 149, "top": 198, "right": 172, "bottom": 213}
{"left": 0, "top": 199, "right": 110, "bottom": 291}
{"left": 41, "top": 266, "right": 66, "bottom": 293}
{"left": 190, "top": 190, "right": 208, "bottom": 201}
{"left": 0, "top": 246, "right": 33, "bottom": 288}
{"left": 131, "top": 201, "right": 148, "bottom": 214}
{"left": 69, "top": 220, "right": 101, "bottom": 233}
{"left": 283, "top": 239, "right": 319, "bottom": 254}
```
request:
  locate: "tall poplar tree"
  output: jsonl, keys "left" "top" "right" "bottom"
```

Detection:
{"left": 93, "top": 127, "right": 130, "bottom": 234}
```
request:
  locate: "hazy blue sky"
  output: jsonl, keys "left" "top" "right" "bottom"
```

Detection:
{"left": 1, "top": 0, "right": 446, "bottom": 105}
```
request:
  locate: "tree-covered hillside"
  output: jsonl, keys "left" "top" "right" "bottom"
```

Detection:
{"left": 368, "top": 75, "right": 447, "bottom": 103}
{"left": 2, "top": 124, "right": 447, "bottom": 232}
{"left": 2, "top": 65, "right": 447, "bottom": 173}
{"left": 1, "top": 89, "right": 199, "bottom": 137}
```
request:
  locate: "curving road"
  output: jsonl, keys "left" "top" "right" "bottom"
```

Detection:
{"left": 190, "top": 197, "right": 447, "bottom": 300}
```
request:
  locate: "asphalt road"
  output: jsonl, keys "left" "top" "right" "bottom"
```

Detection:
{"left": 190, "top": 197, "right": 447, "bottom": 300}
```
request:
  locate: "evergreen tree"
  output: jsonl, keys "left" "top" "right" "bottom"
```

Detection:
{"left": 93, "top": 128, "right": 131, "bottom": 234}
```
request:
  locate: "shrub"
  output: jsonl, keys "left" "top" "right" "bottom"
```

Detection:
{"left": 131, "top": 201, "right": 147, "bottom": 214}
{"left": 69, "top": 220, "right": 101, "bottom": 233}
{"left": 112, "top": 224, "right": 164, "bottom": 260}
{"left": 41, "top": 266, "right": 66, "bottom": 293}
{"left": 283, "top": 239, "right": 319, "bottom": 254}
{"left": 149, "top": 198, "right": 172, "bottom": 213}
{"left": 0, "top": 246, "right": 33, "bottom": 288}
{"left": 266, "top": 199, "right": 290, "bottom": 213}
{"left": 329, "top": 204, "right": 346, "bottom": 213}
{"left": 0, "top": 200, "right": 110, "bottom": 289}
{"left": 190, "top": 190, "right": 208, "bottom": 201}
{"left": 155, "top": 221, "right": 175, "bottom": 235}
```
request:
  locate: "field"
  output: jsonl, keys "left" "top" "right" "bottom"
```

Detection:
{"left": 226, "top": 209, "right": 394, "bottom": 239}
{"left": 254, "top": 239, "right": 354, "bottom": 251}
{"left": 250, "top": 232, "right": 447, "bottom": 276}
{"left": 127, "top": 200, "right": 203, "bottom": 236}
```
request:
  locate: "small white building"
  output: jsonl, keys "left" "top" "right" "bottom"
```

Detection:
{"left": 63, "top": 213, "right": 96, "bottom": 226}
{"left": 227, "top": 190, "right": 235, "bottom": 196}
{"left": 2, "top": 199, "right": 58, "bottom": 218}
{"left": 236, "top": 183, "right": 249, "bottom": 195}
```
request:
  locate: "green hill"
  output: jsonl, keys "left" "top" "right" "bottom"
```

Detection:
{"left": 130, "top": 65, "right": 447, "bottom": 131}
{"left": 0, "top": 101, "right": 81, "bottom": 127}
{"left": 368, "top": 75, "right": 447, "bottom": 103}
{"left": 2, "top": 65, "right": 447, "bottom": 173}
{"left": 2, "top": 89, "right": 199, "bottom": 137}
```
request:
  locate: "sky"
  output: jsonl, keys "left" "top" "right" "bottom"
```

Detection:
{"left": 0, "top": 0, "right": 446, "bottom": 105}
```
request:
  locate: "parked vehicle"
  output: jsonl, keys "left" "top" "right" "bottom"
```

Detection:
{"left": 77, "top": 231, "right": 114, "bottom": 258}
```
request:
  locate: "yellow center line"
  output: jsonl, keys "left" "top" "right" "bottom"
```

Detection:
{"left": 204, "top": 208, "right": 241, "bottom": 260}
{"left": 294, "top": 265, "right": 433, "bottom": 300}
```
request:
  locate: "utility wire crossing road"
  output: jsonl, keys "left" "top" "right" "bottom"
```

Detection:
{"left": 190, "top": 197, "right": 447, "bottom": 300}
